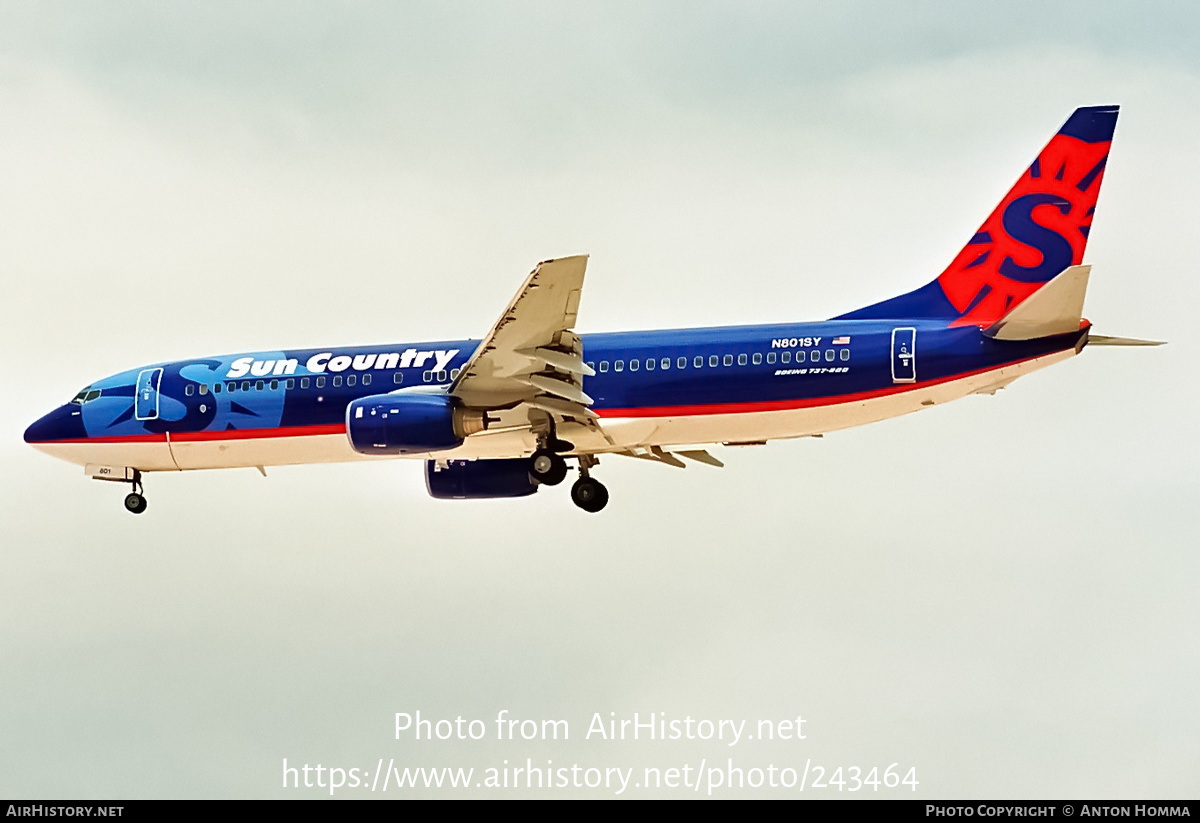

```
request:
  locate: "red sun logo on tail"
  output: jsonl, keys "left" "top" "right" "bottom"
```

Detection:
{"left": 940, "top": 130, "right": 1112, "bottom": 328}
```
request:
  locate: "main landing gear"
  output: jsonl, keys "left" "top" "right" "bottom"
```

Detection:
{"left": 529, "top": 448, "right": 569, "bottom": 486}
{"left": 528, "top": 436, "right": 609, "bottom": 513}
{"left": 570, "top": 475, "right": 608, "bottom": 513}
{"left": 122, "top": 470, "right": 148, "bottom": 515}
{"left": 569, "top": 453, "right": 608, "bottom": 513}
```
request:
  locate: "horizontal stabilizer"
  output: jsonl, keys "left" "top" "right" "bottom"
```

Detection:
{"left": 1087, "top": 334, "right": 1165, "bottom": 346}
{"left": 985, "top": 265, "right": 1090, "bottom": 340}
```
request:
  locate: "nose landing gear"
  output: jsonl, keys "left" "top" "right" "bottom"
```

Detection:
{"left": 122, "top": 470, "right": 147, "bottom": 515}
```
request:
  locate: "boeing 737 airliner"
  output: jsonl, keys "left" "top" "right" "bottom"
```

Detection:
{"left": 25, "top": 106, "right": 1157, "bottom": 513}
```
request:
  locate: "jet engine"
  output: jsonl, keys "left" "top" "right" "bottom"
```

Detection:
{"left": 425, "top": 459, "right": 539, "bottom": 499}
{"left": 346, "top": 394, "right": 485, "bottom": 455}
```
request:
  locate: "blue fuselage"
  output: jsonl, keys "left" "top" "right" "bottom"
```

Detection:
{"left": 25, "top": 320, "right": 1085, "bottom": 464}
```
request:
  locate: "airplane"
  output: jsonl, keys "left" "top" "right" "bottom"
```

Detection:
{"left": 25, "top": 105, "right": 1159, "bottom": 515}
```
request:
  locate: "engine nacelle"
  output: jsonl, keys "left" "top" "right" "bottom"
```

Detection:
{"left": 346, "top": 393, "right": 485, "bottom": 455}
{"left": 425, "top": 459, "right": 539, "bottom": 499}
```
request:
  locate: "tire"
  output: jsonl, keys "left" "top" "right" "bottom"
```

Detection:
{"left": 530, "top": 449, "right": 568, "bottom": 486}
{"left": 570, "top": 477, "right": 609, "bottom": 513}
{"left": 124, "top": 492, "right": 147, "bottom": 515}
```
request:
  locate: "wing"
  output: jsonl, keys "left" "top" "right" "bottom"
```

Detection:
{"left": 451, "top": 255, "right": 599, "bottom": 432}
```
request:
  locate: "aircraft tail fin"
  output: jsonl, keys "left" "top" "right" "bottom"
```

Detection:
{"left": 837, "top": 105, "right": 1119, "bottom": 327}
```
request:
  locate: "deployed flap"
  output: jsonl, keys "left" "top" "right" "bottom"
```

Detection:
{"left": 451, "top": 255, "right": 591, "bottom": 414}
{"left": 985, "top": 265, "right": 1090, "bottom": 340}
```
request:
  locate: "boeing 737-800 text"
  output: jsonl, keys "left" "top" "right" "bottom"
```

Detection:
{"left": 25, "top": 105, "right": 1157, "bottom": 513}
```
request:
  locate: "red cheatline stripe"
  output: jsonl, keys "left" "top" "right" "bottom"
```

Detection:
{"left": 594, "top": 354, "right": 1054, "bottom": 418}
{"left": 45, "top": 433, "right": 167, "bottom": 444}
{"left": 172, "top": 424, "right": 345, "bottom": 442}
{"left": 34, "top": 424, "right": 346, "bottom": 445}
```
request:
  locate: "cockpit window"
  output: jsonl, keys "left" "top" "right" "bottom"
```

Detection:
{"left": 69, "top": 387, "right": 102, "bottom": 405}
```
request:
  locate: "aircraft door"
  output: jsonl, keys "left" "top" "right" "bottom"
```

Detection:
{"left": 134, "top": 368, "right": 163, "bottom": 420}
{"left": 891, "top": 328, "right": 916, "bottom": 383}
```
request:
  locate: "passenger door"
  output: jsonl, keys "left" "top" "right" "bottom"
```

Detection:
{"left": 891, "top": 328, "right": 916, "bottom": 383}
{"left": 134, "top": 368, "right": 163, "bottom": 420}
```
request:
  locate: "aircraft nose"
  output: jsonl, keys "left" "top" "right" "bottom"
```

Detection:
{"left": 24, "top": 405, "right": 87, "bottom": 444}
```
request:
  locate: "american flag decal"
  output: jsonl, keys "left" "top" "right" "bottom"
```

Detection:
{"left": 833, "top": 336, "right": 851, "bottom": 345}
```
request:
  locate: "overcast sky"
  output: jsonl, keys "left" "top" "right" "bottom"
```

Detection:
{"left": 2, "top": 2, "right": 1198, "bottom": 798}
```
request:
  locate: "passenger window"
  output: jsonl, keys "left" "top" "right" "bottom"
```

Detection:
{"left": 363, "top": 374, "right": 372, "bottom": 385}
{"left": 709, "top": 355, "right": 718, "bottom": 367}
{"left": 645, "top": 359, "right": 654, "bottom": 371}
{"left": 629, "top": 360, "right": 639, "bottom": 372}
{"left": 226, "top": 382, "right": 235, "bottom": 393}
{"left": 255, "top": 380, "right": 265, "bottom": 391}
{"left": 436, "top": 370, "right": 447, "bottom": 382}
{"left": 796, "top": 351, "right": 805, "bottom": 363}
{"left": 300, "top": 377, "right": 310, "bottom": 389}
{"left": 752, "top": 353, "right": 762, "bottom": 365}
{"left": 393, "top": 372, "right": 403, "bottom": 385}
{"left": 723, "top": 354, "right": 733, "bottom": 366}
{"left": 781, "top": 352, "right": 791, "bottom": 364}
{"left": 840, "top": 349, "right": 850, "bottom": 361}
{"left": 737, "top": 353, "right": 747, "bottom": 366}
{"left": 346, "top": 375, "right": 356, "bottom": 387}
{"left": 286, "top": 379, "right": 295, "bottom": 389}
{"left": 447, "top": 370, "right": 456, "bottom": 381}
{"left": 766, "top": 353, "right": 776, "bottom": 364}
{"left": 825, "top": 349, "right": 835, "bottom": 362}
{"left": 185, "top": 385, "right": 194, "bottom": 396}
{"left": 212, "top": 383, "right": 222, "bottom": 394}
{"left": 422, "top": 371, "right": 432, "bottom": 382}
{"left": 614, "top": 361, "right": 624, "bottom": 372}
{"left": 810, "top": 349, "right": 819, "bottom": 361}
{"left": 586, "top": 362, "right": 594, "bottom": 372}
{"left": 199, "top": 384, "right": 208, "bottom": 396}
{"left": 677, "top": 357, "right": 687, "bottom": 369}
{"left": 334, "top": 376, "right": 344, "bottom": 387}
{"left": 270, "top": 380, "right": 279, "bottom": 390}
{"left": 599, "top": 361, "right": 609, "bottom": 373}
{"left": 694, "top": 356, "right": 703, "bottom": 368}
{"left": 242, "top": 381, "right": 251, "bottom": 392}
{"left": 316, "top": 376, "right": 326, "bottom": 388}
{"left": 661, "top": 358, "right": 671, "bottom": 370}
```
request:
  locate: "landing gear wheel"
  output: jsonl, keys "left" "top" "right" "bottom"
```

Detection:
{"left": 570, "top": 477, "right": 609, "bottom": 513}
{"left": 124, "top": 492, "right": 147, "bottom": 515}
{"left": 530, "top": 449, "right": 568, "bottom": 486}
